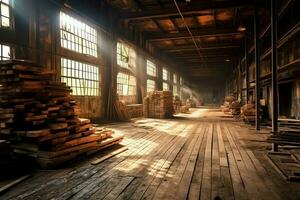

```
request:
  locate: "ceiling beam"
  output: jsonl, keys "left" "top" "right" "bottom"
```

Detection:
{"left": 165, "top": 45, "right": 240, "bottom": 52}
{"left": 163, "top": 43, "right": 240, "bottom": 50}
{"left": 121, "top": 0, "right": 253, "bottom": 21}
{"left": 146, "top": 28, "right": 244, "bottom": 41}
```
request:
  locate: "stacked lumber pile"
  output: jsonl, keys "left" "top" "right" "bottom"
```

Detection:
{"left": 221, "top": 96, "right": 235, "bottom": 114}
{"left": 180, "top": 105, "right": 189, "bottom": 113}
{"left": 240, "top": 103, "right": 256, "bottom": 122}
{"left": 0, "top": 60, "right": 123, "bottom": 168}
{"left": 267, "top": 130, "right": 300, "bottom": 146}
{"left": 173, "top": 96, "right": 181, "bottom": 114}
{"left": 126, "top": 104, "right": 143, "bottom": 118}
{"left": 230, "top": 101, "right": 241, "bottom": 115}
{"left": 143, "top": 91, "right": 174, "bottom": 118}
{"left": 186, "top": 98, "right": 196, "bottom": 108}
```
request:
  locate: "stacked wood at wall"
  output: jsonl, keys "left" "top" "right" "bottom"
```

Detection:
{"left": 221, "top": 96, "right": 241, "bottom": 115}
{"left": 0, "top": 60, "right": 123, "bottom": 168}
{"left": 240, "top": 103, "right": 256, "bottom": 122}
{"left": 143, "top": 91, "right": 174, "bottom": 119}
{"left": 173, "top": 96, "right": 189, "bottom": 114}
{"left": 173, "top": 96, "right": 181, "bottom": 114}
{"left": 126, "top": 104, "right": 143, "bottom": 118}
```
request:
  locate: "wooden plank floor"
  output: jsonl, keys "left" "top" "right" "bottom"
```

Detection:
{"left": 2, "top": 108, "right": 300, "bottom": 200}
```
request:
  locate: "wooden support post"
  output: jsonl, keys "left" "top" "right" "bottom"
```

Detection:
{"left": 245, "top": 38, "right": 249, "bottom": 103}
{"left": 157, "top": 65, "right": 163, "bottom": 91}
{"left": 271, "top": 0, "right": 279, "bottom": 151}
{"left": 254, "top": 7, "right": 260, "bottom": 130}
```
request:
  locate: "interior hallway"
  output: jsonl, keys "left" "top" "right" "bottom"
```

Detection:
{"left": 2, "top": 108, "right": 300, "bottom": 200}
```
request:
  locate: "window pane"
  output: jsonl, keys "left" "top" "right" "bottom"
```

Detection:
{"left": 60, "top": 58, "right": 100, "bottom": 96}
{"left": 60, "top": 11, "right": 98, "bottom": 57}
{"left": 1, "top": 4, "right": 9, "bottom": 17}
{"left": 1, "top": 16, "right": 9, "bottom": 27}
{"left": 146, "top": 60, "right": 157, "bottom": 77}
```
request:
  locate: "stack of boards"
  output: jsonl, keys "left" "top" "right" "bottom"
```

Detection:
{"left": 126, "top": 104, "right": 143, "bottom": 118}
{"left": 143, "top": 91, "right": 174, "bottom": 119}
{"left": 173, "top": 96, "right": 181, "bottom": 114}
{"left": 0, "top": 60, "right": 123, "bottom": 168}
{"left": 240, "top": 103, "right": 256, "bottom": 123}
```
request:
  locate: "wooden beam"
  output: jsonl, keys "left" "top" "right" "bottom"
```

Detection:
{"left": 121, "top": 0, "right": 253, "bottom": 20}
{"left": 165, "top": 45, "right": 240, "bottom": 52}
{"left": 146, "top": 28, "right": 243, "bottom": 41}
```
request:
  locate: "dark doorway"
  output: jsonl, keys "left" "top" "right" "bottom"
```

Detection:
{"left": 279, "top": 82, "right": 293, "bottom": 117}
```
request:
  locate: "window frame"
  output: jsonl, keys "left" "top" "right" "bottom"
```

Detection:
{"left": 59, "top": 11, "right": 98, "bottom": 57}
{"left": 117, "top": 72, "right": 137, "bottom": 96}
{"left": 0, "top": 43, "right": 10, "bottom": 60}
{"left": 0, "top": 0, "right": 12, "bottom": 29}
{"left": 60, "top": 57, "right": 100, "bottom": 97}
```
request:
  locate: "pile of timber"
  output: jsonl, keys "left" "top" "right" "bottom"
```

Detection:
{"left": 267, "top": 130, "right": 300, "bottom": 146}
{"left": 186, "top": 98, "right": 196, "bottom": 108}
{"left": 143, "top": 91, "right": 174, "bottom": 119}
{"left": 221, "top": 96, "right": 235, "bottom": 114}
{"left": 240, "top": 103, "right": 256, "bottom": 122}
{"left": 126, "top": 104, "right": 143, "bottom": 118}
{"left": 230, "top": 101, "right": 241, "bottom": 115}
{"left": 0, "top": 60, "right": 123, "bottom": 168}
{"left": 180, "top": 105, "right": 189, "bottom": 113}
{"left": 173, "top": 96, "right": 181, "bottom": 114}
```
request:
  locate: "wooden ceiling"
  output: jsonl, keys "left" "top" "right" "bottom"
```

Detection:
{"left": 106, "top": 0, "right": 257, "bottom": 78}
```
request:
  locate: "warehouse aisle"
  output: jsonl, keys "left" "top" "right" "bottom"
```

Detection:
{"left": 2, "top": 108, "right": 300, "bottom": 200}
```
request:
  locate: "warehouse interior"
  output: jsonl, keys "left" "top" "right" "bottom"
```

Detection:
{"left": 0, "top": 0, "right": 300, "bottom": 199}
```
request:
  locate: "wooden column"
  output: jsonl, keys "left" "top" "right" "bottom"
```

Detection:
{"left": 245, "top": 38, "right": 249, "bottom": 103}
{"left": 271, "top": 0, "right": 279, "bottom": 151}
{"left": 254, "top": 7, "right": 260, "bottom": 130}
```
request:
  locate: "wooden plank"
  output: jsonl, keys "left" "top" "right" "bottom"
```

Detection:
{"left": 0, "top": 175, "right": 31, "bottom": 194}
{"left": 135, "top": 124, "right": 197, "bottom": 200}
{"left": 216, "top": 124, "right": 234, "bottom": 200}
{"left": 200, "top": 123, "right": 213, "bottom": 200}
{"left": 222, "top": 125, "right": 248, "bottom": 200}
{"left": 175, "top": 125, "right": 205, "bottom": 200}
{"left": 188, "top": 125, "right": 208, "bottom": 200}
{"left": 91, "top": 147, "right": 128, "bottom": 165}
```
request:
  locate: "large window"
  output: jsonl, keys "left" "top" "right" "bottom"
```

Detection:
{"left": 60, "top": 12, "right": 97, "bottom": 57}
{"left": 0, "top": 0, "right": 10, "bottom": 28}
{"left": 117, "top": 72, "right": 136, "bottom": 96}
{"left": 173, "top": 74, "right": 177, "bottom": 84}
{"left": 146, "top": 60, "right": 157, "bottom": 77}
{"left": 0, "top": 44, "right": 10, "bottom": 60}
{"left": 61, "top": 58, "right": 100, "bottom": 96}
{"left": 117, "top": 42, "right": 129, "bottom": 68}
{"left": 173, "top": 85, "right": 178, "bottom": 96}
{"left": 163, "top": 82, "right": 169, "bottom": 91}
{"left": 163, "top": 68, "right": 169, "bottom": 81}
{"left": 147, "top": 79, "right": 156, "bottom": 93}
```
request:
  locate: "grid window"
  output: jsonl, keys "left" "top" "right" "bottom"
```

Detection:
{"left": 163, "top": 82, "right": 169, "bottom": 91}
{"left": 117, "top": 42, "right": 129, "bottom": 68}
{"left": 173, "top": 74, "right": 177, "bottom": 84}
{"left": 147, "top": 79, "right": 156, "bottom": 93}
{"left": 117, "top": 72, "right": 136, "bottom": 96}
{"left": 0, "top": 44, "right": 10, "bottom": 60}
{"left": 173, "top": 85, "right": 178, "bottom": 96}
{"left": 60, "top": 12, "right": 97, "bottom": 57}
{"left": 147, "top": 60, "right": 157, "bottom": 77}
{"left": 61, "top": 58, "right": 100, "bottom": 96}
{"left": 0, "top": 0, "right": 10, "bottom": 28}
{"left": 163, "top": 68, "right": 169, "bottom": 81}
